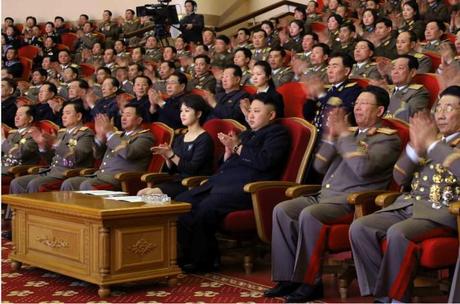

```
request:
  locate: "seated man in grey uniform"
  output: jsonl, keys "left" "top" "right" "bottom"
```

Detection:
{"left": 350, "top": 85, "right": 460, "bottom": 303}
{"left": 386, "top": 55, "right": 430, "bottom": 122}
{"left": 61, "top": 104, "right": 154, "bottom": 190}
{"left": 9, "top": 102, "right": 94, "bottom": 194}
{"left": 264, "top": 86, "right": 402, "bottom": 302}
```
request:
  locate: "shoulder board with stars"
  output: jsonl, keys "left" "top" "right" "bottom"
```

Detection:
{"left": 413, "top": 53, "right": 425, "bottom": 59}
{"left": 376, "top": 127, "right": 398, "bottom": 135}
{"left": 450, "top": 138, "right": 460, "bottom": 147}
{"left": 408, "top": 84, "right": 423, "bottom": 90}
{"left": 348, "top": 127, "right": 358, "bottom": 132}
{"left": 115, "top": 131, "right": 123, "bottom": 135}
{"left": 58, "top": 128, "right": 66, "bottom": 133}
{"left": 78, "top": 126, "right": 89, "bottom": 132}
{"left": 8, "top": 129, "right": 18, "bottom": 134}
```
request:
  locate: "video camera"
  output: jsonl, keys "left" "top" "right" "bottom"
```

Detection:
{"left": 136, "top": 1, "right": 179, "bottom": 25}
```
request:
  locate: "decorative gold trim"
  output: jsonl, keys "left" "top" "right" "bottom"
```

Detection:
{"left": 36, "top": 236, "right": 69, "bottom": 248}
{"left": 315, "top": 153, "right": 327, "bottom": 163}
{"left": 394, "top": 164, "right": 407, "bottom": 176}
{"left": 443, "top": 152, "right": 460, "bottom": 168}
{"left": 344, "top": 151, "right": 367, "bottom": 159}
{"left": 128, "top": 239, "right": 157, "bottom": 256}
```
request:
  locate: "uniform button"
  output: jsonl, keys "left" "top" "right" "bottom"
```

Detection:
{"left": 325, "top": 184, "right": 330, "bottom": 189}
{"left": 103, "top": 162, "right": 106, "bottom": 165}
{"left": 101, "top": 169, "right": 104, "bottom": 173}
{"left": 419, "top": 187, "right": 424, "bottom": 192}
{"left": 111, "top": 150, "right": 115, "bottom": 153}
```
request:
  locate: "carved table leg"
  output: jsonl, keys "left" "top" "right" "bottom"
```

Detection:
{"left": 10, "top": 260, "right": 22, "bottom": 271}
{"left": 98, "top": 285, "right": 111, "bottom": 298}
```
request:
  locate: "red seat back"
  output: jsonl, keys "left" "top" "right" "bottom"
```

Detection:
{"left": 412, "top": 73, "right": 441, "bottom": 108}
{"left": 149, "top": 122, "right": 175, "bottom": 172}
{"left": 18, "top": 45, "right": 40, "bottom": 60}
{"left": 34, "top": 120, "right": 59, "bottom": 135}
{"left": 310, "top": 22, "right": 327, "bottom": 34}
{"left": 276, "top": 82, "right": 308, "bottom": 118}
{"left": 18, "top": 56, "right": 32, "bottom": 81}
{"left": 60, "top": 32, "right": 78, "bottom": 51}
{"left": 190, "top": 88, "right": 209, "bottom": 98}
{"left": 79, "top": 63, "right": 96, "bottom": 78}
{"left": 351, "top": 77, "right": 370, "bottom": 89}
{"left": 242, "top": 85, "right": 257, "bottom": 95}
{"left": 203, "top": 119, "right": 246, "bottom": 171}
{"left": 277, "top": 117, "right": 317, "bottom": 183}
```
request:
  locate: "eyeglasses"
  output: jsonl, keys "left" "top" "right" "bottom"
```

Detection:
{"left": 434, "top": 104, "right": 460, "bottom": 114}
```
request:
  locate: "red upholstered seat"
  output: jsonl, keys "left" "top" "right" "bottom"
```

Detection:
{"left": 18, "top": 56, "right": 32, "bottom": 81}
{"left": 412, "top": 73, "right": 441, "bottom": 108}
{"left": 242, "top": 85, "right": 257, "bottom": 95}
{"left": 60, "top": 32, "right": 78, "bottom": 51}
{"left": 351, "top": 77, "right": 370, "bottom": 89}
{"left": 18, "top": 45, "right": 40, "bottom": 60}
{"left": 276, "top": 82, "right": 308, "bottom": 118}
{"left": 310, "top": 22, "right": 327, "bottom": 34}
{"left": 79, "top": 63, "right": 96, "bottom": 78}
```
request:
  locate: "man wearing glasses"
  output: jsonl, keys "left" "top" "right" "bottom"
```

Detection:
{"left": 350, "top": 85, "right": 460, "bottom": 302}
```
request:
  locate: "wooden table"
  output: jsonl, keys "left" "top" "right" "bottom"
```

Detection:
{"left": 2, "top": 191, "right": 191, "bottom": 297}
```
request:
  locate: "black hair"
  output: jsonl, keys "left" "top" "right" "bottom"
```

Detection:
{"left": 330, "top": 52, "right": 355, "bottom": 69}
{"left": 294, "top": 6, "right": 307, "bottom": 20}
{"left": 303, "top": 32, "right": 319, "bottom": 42}
{"left": 399, "top": 30, "right": 418, "bottom": 43}
{"left": 161, "top": 60, "right": 176, "bottom": 70}
{"left": 181, "top": 94, "right": 210, "bottom": 125}
{"left": 234, "top": 47, "right": 252, "bottom": 59}
{"left": 269, "top": 46, "right": 287, "bottom": 57}
{"left": 133, "top": 46, "right": 146, "bottom": 55}
{"left": 328, "top": 13, "right": 344, "bottom": 26}
{"left": 76, "top": 79, "right": 89, "bottom": 90}
{"left": 402, "top": 0, "right": 420, "bottom": 21}
{"left": 362, "top": 85, "right": 390, "bottom": 112}
{"left": 133, "top": 75, "right": 153, "bottom": 87}
{"left": 340, "top": 22, "right": 356, "bottom": 33}
{"left": 170, "top": 71, "right": 188, "bottom": 86}
{"left": 43, "top": 81, "right": 57, "bottom": 95}
{"left": 124, "top": 103, "right": 145, "bottom": 120}
{"left": 164, "top": 45, "right": 177, "bottom": 54}
{"left": 80, "top": 14, "right": 89, "bottom": 20}
{"left": 313, "top": 43, "right": 331, "bottom": 56}
{"left": 261, "top": 20, "right": 275, "bottom": 31}
{"left": 32, "top": 67, "right": 48, "bottom": 77}
{"left": 252, "top": 92, "right": 281, "bottom": 118}
{"left": 356, "top": 39, "right": 375, "bottom": 52}
{"left": 104, "top": 10, "right": 113, "bottom": 17}
{"left": 237, "top": 27, "right": 251, "bottom": 36}
{"left": 65, "top": 101, "right": 85, "bottom": 116}
{"left": 54, "top": 16, "right": 64, "bottom": 22}
{"left": 2, "top": 78, "right": 17, "bottom": 91}
{"left": 375, "top": 17, "right": 392, "bottom": 28}
{"left": 26, "top": 16, "right": 37, "bottom": 25}
{"left": 106, "top": 77, "right": 120, "bottom": 89}
{"left": 427, "top": 20, "right": 447, "bottom": 32}
{"left": 126, "top": 9, "right": 135, "bottom": 15}
{"left": 4, "top": 17, "right": 14, "bottom": 23}
{"left": 253, "top": 28, "right": 268, "bottom": 38}
{"left": 194, "top": 54, "right": 211, "bottom": 64}
{"left": 397, "top": 54, "right": 419, "bottom": 70}
{"left": 216, "top": 34, "right": 230, "bottom": 45}
{"left": 440, "top": 85, "right": 460, "bottom": 99}
{"left": 289, "top": 19, "right": 305, "bottom": 35}
{"left": 97, "top": 66, "right": 112, "bottom": 75}
{"left": 361, "top": 9, "right": 378, "bottom": 27}
{"left": 21, "top": 104, "right": 36, "bottom": 122}
{"left": 185, "top": 0, "right": 197, "bottom": 8}
{"left": 225, "top": 64, "right": 243, "bottom": 78}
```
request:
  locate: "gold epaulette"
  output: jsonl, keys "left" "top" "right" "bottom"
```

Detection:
{"left": 58, "top": 128, "right": 66, "bottom": 132}
{"left": 376, "top": 127, "right": 398, "bottom": 135}
{"left": 413, "top": 53, "right": 425, "bottom": 59}
{"left": 324, "top": 84, "right": 332, "bottom": 89}
{"left": 408, "top": 84, "right": 423, "bottom": 90}
{"left": 138, "top": 129, "right": 149, "bottom": 134}
{"left": 345, "top": 82, "right": 357, "bottom": 88}
{"left": 8, "top": 129, "right": 18, "bottom": 134}
{"left": 115, "top": 131, "right": 123, "bottom": 135}
{"left": 450, "top": 138, "right": 460, "bottom": 146}
{"left": 327, "top": 96, "right": 343, "bottom": 106}
{"left": 349, "top": 127, "right": 358, "bottom": 132}
{"left": 78, "top": 126, "right": 89, "bottom": 131}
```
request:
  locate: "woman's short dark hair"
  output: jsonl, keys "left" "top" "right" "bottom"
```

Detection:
{"left": 403, "top": 0, "right": 420, "bottom": 20}
{"left": 253, "top": 60, "right": 275, "bottom": 88}
{"left": 181, "top": 94, "right": 210, "bottom": 125}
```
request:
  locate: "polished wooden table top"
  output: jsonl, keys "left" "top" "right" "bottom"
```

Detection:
{"left": 2, "top": 192, "right": 191, "bottom": 219}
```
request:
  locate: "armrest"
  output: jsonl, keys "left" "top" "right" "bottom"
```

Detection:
{"left": 27, "top": 165, "right": 47, "bottom": 174}
{"left": 181, "top": 176, "right": 209, "bottom": 188}
{"left": 8, "top": 165, "right": 43, "bottom": 177}
{"left": 449, "top": 201, "right": 460, "bottom": 216}
{"left": 80, "top": 168, "right": 98, "bottom": 175}
{"left": 244, "top": 181, "right": 299, "bottom": 193}
{"left": 375, "top": 191, "right": 402, "bottom": 208}
{"left": 285, "top": 184, "right": 322, "bottom": 198}
{"left": 141, "top": 172, "right": 175, "bottom": 187}
{"left": 348, "top": 190, "right": 391, "bottom": 218}
{"left": 114, "top": 171, "right": 145, "bottom": 181}
{"left": 63, "top": 168, "right": 86, "bottom": 178}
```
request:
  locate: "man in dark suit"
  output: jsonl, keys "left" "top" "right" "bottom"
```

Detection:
{"left": 1, "top": 78, "right": 18, "bottom": 128}
{"left": 9, "top": 102, "right": 94, "bottom": 193}
{"left": 177, "top": 93, "right": 291, "bottom": 273}
{"left": 61, "top": 104, "right": 154, "bottom": 190}
{"left": 265, "top": 86, "right": 401, "bottom": 302}
{"left": 179, "top": 0, "right": 204, "bottom": 44}
{"left": 350, "top": 85, "right": 460, "bottom": 302}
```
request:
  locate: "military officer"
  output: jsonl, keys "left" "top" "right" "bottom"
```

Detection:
{"left": 351, "top": 39, "right": 381, "bottom": 79}
{"left": 302, "top": 43, "right": 330, "bottom": 83}
{"left": 211, "top": 35, "right": 233, "bottom": 68}
{"left": 61, "top": 105, "right": 154, "bottom": 190}
{"left": 120, "top": 9, "right": 141, "bottom": 47}
{"left": 24, "top": 68, "right": 47, "bottom": 102}
{"left": 9, "top": 102, "right": 94, "bottom": 193}
{"left": 350, "top": 85, "right": 460, "bottom": 302}
{"left": 396, "top": 31, "right": 433, "bottom": 73}
{"left": 179, "top": 0, "right": 204, "bottom": 44}
{"left": 189, "top": 55, "right": 216, "bottom": 93}
{"left": 295, "top": 32, "right": 319, "bottom": 65}
{"left": 421, "top": 20, "right": 446, "bottom": 53}
{"left": 386, "top": 55, "right": 430, "bottom": 122}
{"left": 331, "top": 23, "right": 357, "bottom": 55}
{"left": 303, "top": 53, "right": 362, "bottom": 139}
{"left": 144, "top": 36, "right": 163, "bottom": 63}
{"left": 250, "top": 29, "right": 270, "bottom": 62}
{"left": 374, "top": 18, "right": 398, "bottom": 60}
{"left": 2, "top": 106, "right": 40, "bottom": 173}
{"left": 268, "top": 47, "right": 294, "bottom": 88}
{"left": 264, "top": 86, "right": 401, "bottom": 302}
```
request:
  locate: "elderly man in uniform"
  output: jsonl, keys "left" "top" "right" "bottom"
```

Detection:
{"left": 385, "top": 55, "right": 430, "bottom": 122}
{"left": 2, "top": 106, "right": 40, "bottom": 174}
{"left": 351, "top": 39, "right": 381, "bottom": 79}
{"left": 350, "top": 85, "right": 460, "bottom": 303}
{"left": 396, "top": 31, "right": 432, "bottom": 73}
{"left": 264, "top": 86, "right": 401, "bottom": 302}
{"left": 9, "top": 102, "right": 94, "bottom": 193}
{"left": 61, "top": 104, "right": 153, "bottom": 190}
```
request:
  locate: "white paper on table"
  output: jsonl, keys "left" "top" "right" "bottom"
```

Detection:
{"left": 105, "top": 196, "right": 144, "bottom": 202}
{"left": 75, "top": 190, "right": 128, "bottom": 196}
